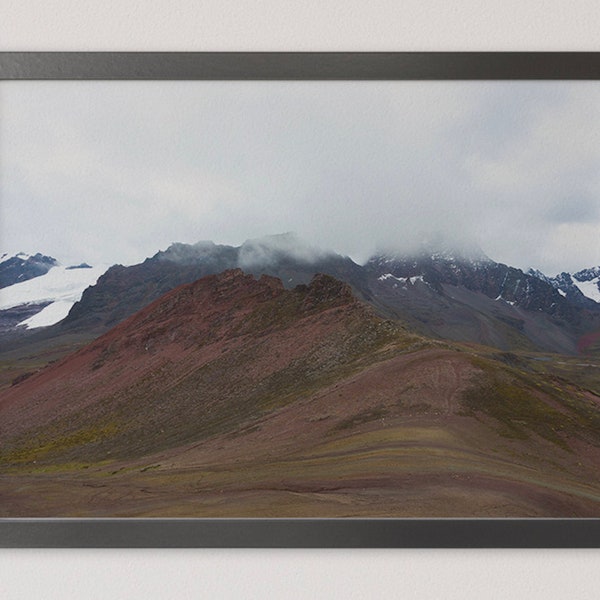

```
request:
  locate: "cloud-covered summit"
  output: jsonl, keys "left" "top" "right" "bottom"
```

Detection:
{"left": 239, "top": 232, "right": 333, "bottom": 268}
{"left": 1, "top": 81, "right": 598, "bottom": 275}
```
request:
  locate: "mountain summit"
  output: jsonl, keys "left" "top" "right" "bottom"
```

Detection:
{"left": 0, "top": 269, "right": 404, "bottom": 462}
{"left": 365, "top": 241, "right": 600, "bottom": 354}
{"left": 0, "top": 252, "right": 58, "bottom": 289}
{"left": 528, "top": 266, "right": 600, "bottom": 309}
{"left": 61, "top": 234, "right": 367, "bottom": 333}
{"left": 4, "top": 234, "right": 599, "bottom": 356}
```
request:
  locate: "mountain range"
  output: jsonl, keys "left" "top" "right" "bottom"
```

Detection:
{"left": 3, "top": 233, "right": 598, "bottom": 358}
{"left": 528, "top": 266, "right": 600, "bottom": 309}
{"left": 2, "top": 267, "right": 600, "bottom": 517}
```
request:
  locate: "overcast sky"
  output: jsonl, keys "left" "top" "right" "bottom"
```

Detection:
{"left": 1, "top": 80, "right": 598, "bottom": 275}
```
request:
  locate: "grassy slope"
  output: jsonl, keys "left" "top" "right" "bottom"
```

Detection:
{"left": 2, "top": 344, "right": 599, "bottom": 517}
{"left": 1, "top": 277, "right": 599, "bottom": 517}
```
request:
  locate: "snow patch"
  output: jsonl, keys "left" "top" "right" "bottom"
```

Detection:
{"left": 573, "top": 279, "right": 600, "bottom": 303}
{"left": 378, "top": 273, "right": 424, "bottom": 286}
{"left": 1, "top": 264, "right": 110, "bottom": 327}
{"left": 19, "top": 300, "right": 76, "bottom": 329}
{"left": 495, "top": 294, "right": 515, "bottom": 306}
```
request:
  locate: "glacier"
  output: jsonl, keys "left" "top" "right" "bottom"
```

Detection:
{"left": 0, "top": 263, "right": 109, "bottom": 329}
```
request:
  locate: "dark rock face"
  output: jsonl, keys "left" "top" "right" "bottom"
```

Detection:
{"left": 63, "top": 258, "right": 238, "bottom": 330}
{"left": 554, "top": 269, "right": 599, "bottom": 310}
{"left": 366, "top": 252, "right": 584, "bottom": 322}
{"left": 549, "top": 272, "right": 593, "bottom": 309}
{"left": 527, "top": 266, "right": 600, "bottom": 311}
{"left": 0, "top": 253, "right": 58, "bottom": 289}
{"left": 364, "top": 249, "right": 600, "bottom": 354}
{"left": 0, "top": 303, "right": 52, "bottom": 337}
{"left": 574, "top": 266, "right": 600, "bottom": 282}
{"left": 299, "top": 273, "right": 355, "bottom": 312}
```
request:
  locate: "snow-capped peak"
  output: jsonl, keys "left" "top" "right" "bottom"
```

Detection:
{"left": 528, "top": 265, "right": 600, "bottom": 305}
{"left": 572, "top": 276, "right": 600, "bottom": 303}
{"left": 0, "top": 252, "right": 60, "bottom": 289}
{"left": 0, "top": 262, "right": 110, "bottom": 329}
{"left": 0, "top": 251, "right": 53, "bottom": 263}
{"left": 0, "top": 251, "right": 32, "bottom": 264}
{"left": 573, "top": 266, "right": 600, "bottom": 282}
{"left": 526, "top": 268, "right": 550, "bottom": 283}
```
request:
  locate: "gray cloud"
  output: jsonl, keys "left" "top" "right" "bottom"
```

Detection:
{"left": 1, "top": 81, "right": 598, "bottom": 276}
{"left": 544, "top": 194, "right": 599, "bottom": 224}
{"left": 238, "top": 232, "right": 332, "bottom": 269}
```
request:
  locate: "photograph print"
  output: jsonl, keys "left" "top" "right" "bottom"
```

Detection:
{"left": 1, "top": 79, "right": 599, "bottom": 518}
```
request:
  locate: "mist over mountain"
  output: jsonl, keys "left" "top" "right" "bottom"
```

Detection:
{"left": 374, "top": 231, "right": 492, "bottom": 265}
{"left": 57, "top": 233, "right": 367, "bottom": 335}
{"left": 3, "top": 233, "right": 599, "bottom": 357}
{"left": 239, "top": 232, "right": 333, "bottom": 268}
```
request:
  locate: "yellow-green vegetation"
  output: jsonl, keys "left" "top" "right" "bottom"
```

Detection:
{"left": 462, "top": 376, "right": 568, "bottom": 448}
{"left": 4, "top": 459, "right": 114, "bottom": 475}
{"left": 0, "top": 421, "right": 120, "bottom": 465}
{"left": 462, "top": 355, "right": 600, "bottom": 451}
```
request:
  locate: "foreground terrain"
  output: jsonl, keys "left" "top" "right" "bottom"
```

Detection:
{"left": 1, "top": 270, "right": 599, "bottom": 517}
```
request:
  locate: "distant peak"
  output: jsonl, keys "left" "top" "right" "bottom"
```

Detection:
{"left": 527, "top": 267, "right": 547, "bottom": 277}
{"left": 573, "top": 266, "right": 600, "bottom": 282}
{"left": 0, "top": 251, "right": 58, "bottom": 265}
{"left": 154, "top": 240, "right": 226, "bottom": 264}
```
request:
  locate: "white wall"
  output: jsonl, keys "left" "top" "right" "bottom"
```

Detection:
{"left": 1, "top": 2, "right": 599, "bottom": 598}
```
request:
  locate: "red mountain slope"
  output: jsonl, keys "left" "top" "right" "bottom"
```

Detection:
{"left": 1, "top": 269, "right": 600, "bottom": 517}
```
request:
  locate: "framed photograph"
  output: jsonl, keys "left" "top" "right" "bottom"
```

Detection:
{"left": 0, "top": 52, "right": 599, "bottom": 547}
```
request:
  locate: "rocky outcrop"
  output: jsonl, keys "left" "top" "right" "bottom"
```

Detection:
{"left": 0, "top": 253, "right": 57, "bottom": 289}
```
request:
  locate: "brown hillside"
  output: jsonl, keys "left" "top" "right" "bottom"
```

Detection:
{"left": 1, "top": 269, "right": 600, "bottom": 517}
{"left": 0, "top": 269, "right": 417, "bottom": 461}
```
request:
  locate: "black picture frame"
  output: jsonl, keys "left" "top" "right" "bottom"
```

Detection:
{"left": 1, "top": 51, "right": 599, "bottom": 548}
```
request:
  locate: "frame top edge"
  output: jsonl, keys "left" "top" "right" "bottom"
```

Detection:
{"left": 1, "top": 51, "right": 599, "bottom": 80}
